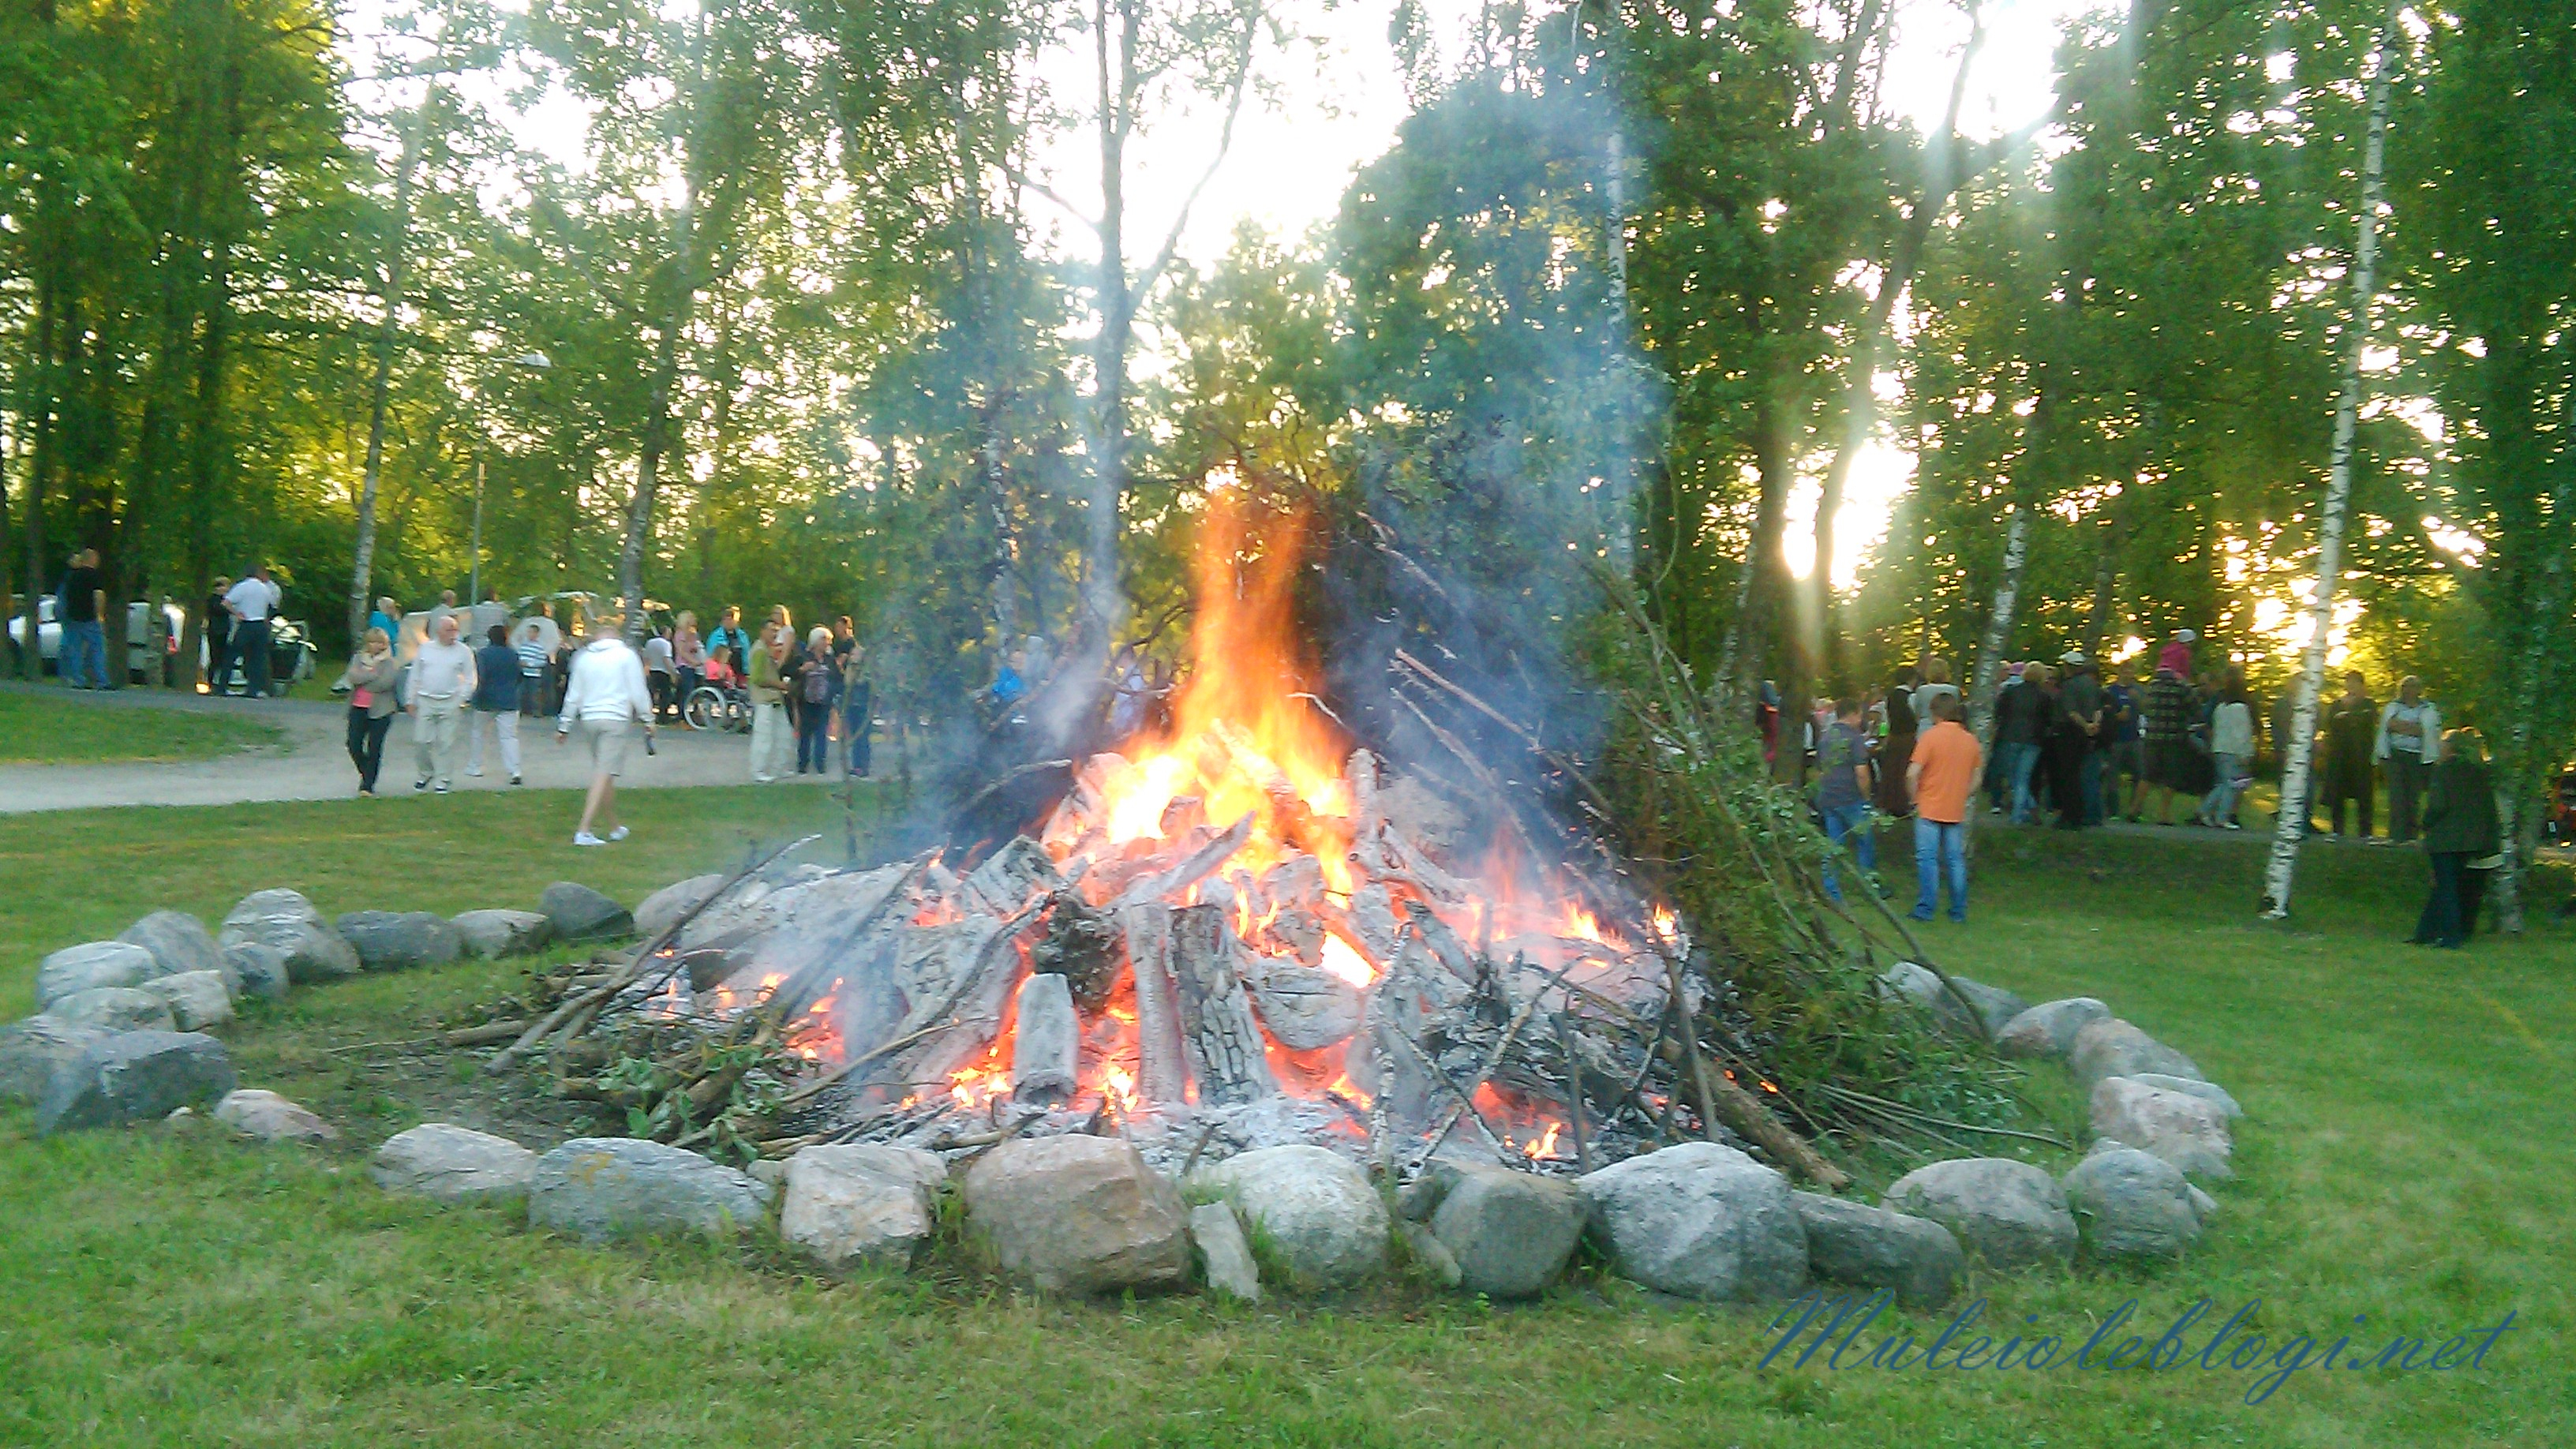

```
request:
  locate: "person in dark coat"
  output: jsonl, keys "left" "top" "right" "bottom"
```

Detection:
{"left": 1874, "top": 677, "right": 1918, "bottom": 817}
{"left": 2411, "top": 728, "right": 2501, "bottom": 949}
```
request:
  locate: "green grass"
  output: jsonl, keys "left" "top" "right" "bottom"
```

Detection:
{"left": 0, "top": 687, "right": 283, "bottom": 765}
{"left": 2, "top": 789, "right": 2567, "bottom": 1446}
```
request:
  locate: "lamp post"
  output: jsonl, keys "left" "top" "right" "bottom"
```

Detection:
{"left": 470, "top": 350, "right": 552, "bottom": 605}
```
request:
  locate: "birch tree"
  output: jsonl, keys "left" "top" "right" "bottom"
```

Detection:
{"left": 2261, "top": 0, "right": 2402, "bottom": 919}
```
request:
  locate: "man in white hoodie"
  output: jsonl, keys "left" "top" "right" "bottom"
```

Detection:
{"left": 555, "top": 611, "right": 655, "bottom": 846}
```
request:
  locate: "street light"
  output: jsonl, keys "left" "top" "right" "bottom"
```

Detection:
{"left": 470, "top": 350, "right": 552, "bottom": 604}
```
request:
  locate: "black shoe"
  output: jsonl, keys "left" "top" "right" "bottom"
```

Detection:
{"left": 511, "top": 775, "right": 522, "bottom": 786}
{"left": 414, "top": 780, "right": 429, "bottom": 792}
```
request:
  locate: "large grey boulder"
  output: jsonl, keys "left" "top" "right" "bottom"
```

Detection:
{"left": 35, "top": 1031, "right": 237, "bottom": 1134}
{"left": 49, "top": 987, "right": 177, "bottom": 1034}
{"left": 223, "top": 942, "right": 293, "bottom": 1002}
{"left": 962, "top": 1135, "right": 1189, "bottom": 1294}
{"left": 2130, "top": 1073, "right": 2242, "bottom": 1119}
{"left": 530, "top": 1138, "right": 772, "bottom": 1243}
{"left": 1994, "top": 998, "right": 2111, "bottom": 1061}
{"left": 2091, "top": 1077, "right": 2233, "bottom": 1180}
{"left": 2069, "top": 1018, "right": 2203, "bottom": 1091}
{"left": 2062, "top": 1145, "right": 2210, "bottom": 1261}
{"left": 1878, "top": 961, "right": 2025, "bottom": 1039}
{"left": 1792, "top": 1192, "right": 1968, "bottom": 1309}
{"left": 214, "top": 1089, "right": 337, "bottom": 1144}
{"left": 118, "top": 912, "right": 227, "bottom": 985}
{"left": 219, "top": 889, "right": 360, "bottom": 984}
{"left": 540, "top": 882, "right": 633, "bottom": 942}
{"left": 1426, "top": 1163, "right": 1586, "bottom": 1300}
{"left": 1882, "top": 1158, "right": 2076, "bottom": 1271}
{"left": 451, "top": 909, "right": 554, "bottom": 960}
{"left": 1200, "top": 1144, "right": 1389, "bottom": 1290}
{"left": 33, "top": 941, "right": 161, "bottom": 1013}
{"left": 371, "top": 1123, "right": 538, "bottom": 1204}
{"left": 140, "top": 971, "right": 235, "bottom": 1031}
{"left": 0, "top": 1017, "right": 113, "bottom": 1104}
{"left": 1191, "top": 1203, "right": 1262, "bottom": 1302}
{"left": 779, "top": 1144, "right": 947, "bottom": 1271}
{"left": 334, "top": 911, "right": 463, "bottom": 972}
{"left": 1578, "top": 1141, "right": 1809, "bottom": 1301}
{"left": 635, "top": 874, "right": 725, "bottom": 941}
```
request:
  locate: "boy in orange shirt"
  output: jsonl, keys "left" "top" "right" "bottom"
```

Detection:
{"left": 1907, "top": 693, "right": 1984, "bottom": 923}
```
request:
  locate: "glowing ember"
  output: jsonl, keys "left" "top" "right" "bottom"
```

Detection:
{"left": 1522, "top": 1121, "right": 1563, "bottom": 1159}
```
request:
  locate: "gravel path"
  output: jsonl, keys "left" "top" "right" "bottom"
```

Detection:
{"left": 0, "top": 681, "right": 851, "bottom": 814}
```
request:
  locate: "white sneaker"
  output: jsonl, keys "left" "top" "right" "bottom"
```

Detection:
{"left": 467, "top": 768, "right": 485, "bottom": 777}
{"left": 753, "top": 774, "right": 777, "bottom": 784}
{"left": 573, "top": 831, "right": 607, "bottom": 847}
{"left": 608, "top": 826, "right": 630, "bottom": 841}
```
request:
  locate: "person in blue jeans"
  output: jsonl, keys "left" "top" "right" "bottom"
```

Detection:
{"left": 1907, "top": 693, "right": 1983, "bottom": 923}
{"left": 1814, "top": 697, "right": 1877, "bottom": 903}
{"left": 57, "top": 549, "right": 110, "bottom": 689}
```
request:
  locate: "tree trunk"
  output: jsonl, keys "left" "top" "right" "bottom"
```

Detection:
{"left": 350, "top": 102, "right": 426, "bottom": 643}
{"left": 1968, "top": 503, "right": 2031, "bottom": 749}
{"left": 2262, "top": 0, "right": 2399, "bottom": 919}
{"left": 616, "top": 10, "right": 708, "bottom": 638}
{"left": 2488, "top": 460, "right": 2576, "bottom": 934}
{"left": 2083, "top": 500, "right": 2121, "bottom": 659}
{"left": 21, "top": 250, "right": 57, "bottom": 682}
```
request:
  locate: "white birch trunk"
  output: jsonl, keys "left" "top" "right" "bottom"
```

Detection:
{"left": 1968, "top": 504, "right": 2030, "bottom": 751}
{"left": 2262, "top": 0, "right": 2400, "bottom": 918}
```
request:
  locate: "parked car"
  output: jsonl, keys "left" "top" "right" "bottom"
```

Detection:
{"left": 6, "top": 595, "right": 185, "bottom": 685}
{"left": 199, "top": 614, "right": 316, "bottom": 696}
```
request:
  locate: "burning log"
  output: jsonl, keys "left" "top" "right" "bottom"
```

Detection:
{"left": 1009, "top": 974, "right": 1080, "bottom": 1107}
{"left": 1119, "top": 903, "right": 1191, "bottom": 1105}
{"left": 1117, "top": 813, "right": 1254, "bottom": 907}
{"left": 963, "top": 836, "right": 1061, "bottom": 916}
{"left": 1028, "top": 889, "right": 1122, "bottom": 1010}
{"left": 1238, "top": 950, "right": 1362, "bottom": 1051}
{"left": 1167, "top": 904, "right": 1278, "bottom": 1106}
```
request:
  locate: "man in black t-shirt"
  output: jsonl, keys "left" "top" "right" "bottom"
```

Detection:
{"left": 58, "top": 549, "right": 109, "bottom": 689}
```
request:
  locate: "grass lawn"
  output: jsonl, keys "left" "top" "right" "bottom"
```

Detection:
{"left": 0, "top": 686, "right": 283, "bottom": 765}
{"left": 1, "top": 788, "right": 2567, "bottom": 1446}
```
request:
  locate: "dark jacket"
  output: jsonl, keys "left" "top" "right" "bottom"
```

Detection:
{"left": 2421, "top": 753, "right": 2500, "bottom": 856}
{"left": 472, "top": 643, "right": 521, "bottom": 712}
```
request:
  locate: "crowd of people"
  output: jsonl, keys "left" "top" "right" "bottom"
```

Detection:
{"left": 324, "top": 588, "right": 883, "bottom": 844}
{"left": 1783, "top": 631, "right": 2488, "bottom": 934}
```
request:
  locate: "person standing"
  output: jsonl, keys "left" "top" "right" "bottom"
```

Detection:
{"left": 223, "top": 566, "right": 284, "bottom": 698}
{"left": 747, "top": 623, "right": 792, "bottom": 782}
{"left": 526, "top": 600, "right": 564, "bottom": 713}
{"left": 794, "top": 625, "right": 840, "bottom": 774}
{"left": 831, "top": 615, "right": 858, "bottom": 662}
{"left": 642, "top": 626, "right": 677, "bottom": 721}
{"left": 426, "top": 589, "right": 462, "bottom": 639}
{"left": 2099, "top": 658, "right": 2142, "bottom": 823}
{"left": 2132, "top": 657, "right": 2197, "bottom": 824}
{"left": 468, "top": 588, "right": 511, "bottom": 644}
{"left": 2198, "top": 681, "right": 2256, "bottom": 829}
{"left": 368, "top": 597, "right": 403, "bottom": 654}
{"left": 204, "top": 576, "right": 236, "bottom": 694}
{"left": 1907, "top": 694, "right": 1983, "bottom": 923}
{"left": 406, "top": 612, "right": 477, "bottom": 793}
{"left": 2057, "top": 652, "right": 2104, "bottom": 826}
{"left": 2321, "top": 671, "right": 2379, "bottom": 839}
{"left": 1909, "top": 657, "right": 1960, "bottom": 734}
{"left": 1997, "top": 663, "right": 2050, "bottom": 823}
{"left": 2411, "top": 729, "right": 2499, "bottom": 948}
{"left": 1815, "top": 697, "right": 1878, "bottom": 903}
{"left": 1874, "top": 677, "right": 1917, "bottom": 817}
{"left": 466, "top": 624, "right": 523, "bottom": 784}
{"left": 706, "top": 605, "right": 751, "bottom": 672}
{"left": 2378, "top": 676, "right": 2442, "bottom": 843}
{"left": 56, "top": 549, "right": 109, "bottom": 690}
{"left": 556, "top": 612, "right": 655, "bottom": 846}
{"left": 841, "top": 644, "right": 873, "bottom": 778}
{"left": 343, "top": 627, "right": 402, "bottom": 796}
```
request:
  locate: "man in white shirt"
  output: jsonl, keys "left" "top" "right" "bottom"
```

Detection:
{"left": 222, "top": 566, "right": 284, "bottom": 697}
{"left": 2376, "top": 675, "right": 2442, "bottom": 844}
{"left": 556, "top": 609, "right": 656, "bottom": 846}
{"left": 407, "top": 613, "right": 478, "bottom": 793}
{"left": 467, "top": 589, "right": 511, "bottom": 643}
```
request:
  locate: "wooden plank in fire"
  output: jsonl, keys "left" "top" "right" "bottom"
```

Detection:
{"left": 1345, "top": 747, "right": 1383, "bottom": 875}
{"left": 1116, "top": 812, "right": 1254, "bottom": 908}
{"left": 961, "top": 835, "right": 1061, "bottom": 916}
{"left": 1118, "top": 901, "right": 1189, "bottom": 1105}
{"left": 1167, "top": 903, "right": 1279, "bottom": 1106}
